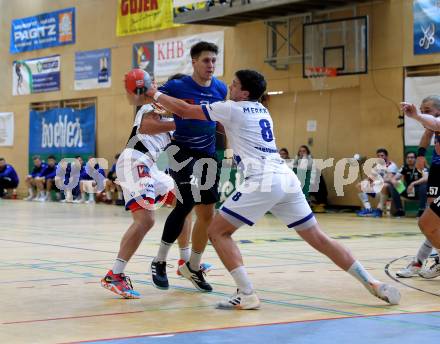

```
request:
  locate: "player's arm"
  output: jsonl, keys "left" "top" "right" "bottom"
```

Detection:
{"left": 146, "top": 86, "right": 206, "bottom": 120}
{"left": 401, "top": 102, "right": 440, "bottom": 131}
{"left": 138, "top": 113, "right": 176, "bottom": 135}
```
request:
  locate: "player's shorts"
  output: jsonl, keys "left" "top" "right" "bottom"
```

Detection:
{"left": 427, "top": 164, "right": 440, "bottom": 198}
{"left": 116, "top": 148, "right": 174, "bottom": 212}
{"left": 430, "top": 195, "right": 440, "bottom": 218}
{"left": 168, "top": 144, "right": 220, "bottom": 205}
{"left": 219, "top": 169, "right": 317, "bottom": 230}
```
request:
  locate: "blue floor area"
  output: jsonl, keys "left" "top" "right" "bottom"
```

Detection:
{"left": 87, "top": 312, "right": 440, "bottom": 344}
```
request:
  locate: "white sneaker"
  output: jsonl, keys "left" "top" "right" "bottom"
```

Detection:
{"left": 371, "top": 283, "right": 401, "bottom": 305}
{"left": 86, "top": 199, "right": 95, "bottom": 204}
{"left": 216, "top": 290, "right": 260, "bottom": 310}
{"left": 418, "top": 261, "right": 440, "bottom": 279}
{"left": 24, "top": 195, "right": 34, "bottom": 201}
{"left": 396, "top": 261, "right": 422, "bottom": 278}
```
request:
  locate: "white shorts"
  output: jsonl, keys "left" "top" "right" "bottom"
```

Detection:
{"left": 220, "top": 170, "right": 316, "bottom": 230}
{"left": 116, "top": 148, "right": 174, "bottom": 211}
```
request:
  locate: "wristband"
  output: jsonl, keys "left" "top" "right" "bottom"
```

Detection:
{"left": 153, "top": 91, "right": 163, "bottom": 102}
{"left": 417, "top": 147, "right": 426, "bottom": 157}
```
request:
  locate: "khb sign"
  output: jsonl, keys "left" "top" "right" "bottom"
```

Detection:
{"left": 10, "top": 8, "right": 75, "bottom": 54}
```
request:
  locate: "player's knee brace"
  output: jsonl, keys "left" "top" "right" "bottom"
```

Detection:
{"left": 161, "top": 202, "right": 194, "bottom": 244}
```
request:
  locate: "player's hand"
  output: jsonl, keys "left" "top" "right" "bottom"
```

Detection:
{"left": 145, "top": 80, "right": 158, "bottom": 98}
{"left": 416, "top": 156, "right": 426, "bottom": 170}
{"left": 400, "top": 102, "right": 419, "bottom": 119}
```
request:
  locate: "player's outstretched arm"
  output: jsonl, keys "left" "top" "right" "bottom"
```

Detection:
{"left": 146, "top": 86, "right": 206, "bottom": 121}
{"left": 401, "top": 102, "right": 440, "bottom": 131}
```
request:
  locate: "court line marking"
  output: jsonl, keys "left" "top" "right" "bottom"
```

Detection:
{"left": 59, "top": 310, "right": 440, "bottom": 344}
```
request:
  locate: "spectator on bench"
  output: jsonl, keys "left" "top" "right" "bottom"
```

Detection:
{"left": 24, "top": 155, "right": 47, "bottom": 201}
{"left": 388, "top": 151, "right": 428, "bottom": 217}
{"left": 104, "top": 153, "right": 124, "bottom": 205}
{"left": 0, "top": 157, "right": 19, "bottom": 198}
{"left": 75, "top": 157, "right": 106, "bottom": 204}
{"left": 34, "top": 155, "right": 58, "bottom": 202}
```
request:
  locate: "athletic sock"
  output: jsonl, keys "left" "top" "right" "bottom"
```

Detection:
{"left": 416, "top": 239, "right": 433, "bottom": 264}
{"left": 106, "top": 191, "right": 112, "bottom": 200}
{"left": 88, "top": 193, "right": 95, "bottom": 202}
{"left": 179, "top": 246, "right": 191, "bottom": 262}
{"left": 230, "top": 266, "right": 253, "bottom": 295}
{"left": 378, "top": 192, "right": 386, "bottom": 210}
{"left": 347, "top": 260, "right": 380, "bottom": 294}
{"left": 28, "top": 188, "right": 34, "bottom": 197}
{"left": 112, "top": 258, "right": 127, "bottom": 274}
{"left": 189, "top": 249, "right": 203, "bottom": 271}
{"left": 81, "top": 192, "right": 87, "bottom": 202}
{"left": 358, "top": 193, "right": 371, "bottom": 210}
{"left": 117, "top": 191, "right": 123, "bottom": 200}
{"left": 154, "top": 241, "right": 172, "bottom": 262}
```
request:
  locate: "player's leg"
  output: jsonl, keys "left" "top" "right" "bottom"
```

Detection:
{"left": 24, "top": 176, "right": 34, "bottom": 200}
{"left": 397, "top": 238, "right": 432, "bottom": 278}
{"left": 356, "top": 181, "right": 373, "bottom": 216}
{"left": 176, "top": 213, "right": 192, "bottom": 272}
{"left": 105, "top": 179, "right": 114, "bottom": 203}
{"left": 417, "top": 197, "right": 440, "bottom": 279}
{"left": 101, "top": 208, "right": 155, "bottom": 298}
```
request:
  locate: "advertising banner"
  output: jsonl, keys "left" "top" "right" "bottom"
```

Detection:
{"left": 414, "top": 0, "right": 440, "bottom": 54}
{"left": 0, "top": 113, "right": 14, "bottom": 147}
{"left": 75, "top": 48, "right": 111, "bottom": 90}
{"left": 12, "top": 55, "right": 60, "bottom": 96}
{"left": 10, "top": 7, "right": 75, "bottom": 54}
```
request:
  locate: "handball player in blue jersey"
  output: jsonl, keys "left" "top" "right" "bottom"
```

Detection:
{"left": 150, "top": 42, "right": 227, "bottom": 292}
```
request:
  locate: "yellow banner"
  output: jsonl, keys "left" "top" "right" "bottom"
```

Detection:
{"left": 117, "top": 0, "right": 180, "bottom": 37}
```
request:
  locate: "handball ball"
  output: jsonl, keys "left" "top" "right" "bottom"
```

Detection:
{"left": 124, "top": 69, "right": 152, "bottom": 95}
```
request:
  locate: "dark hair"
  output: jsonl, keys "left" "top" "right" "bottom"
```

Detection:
{"left": 167, "top": 73, "right": 186, "bottom": 81}
{"left": 115, "top": 153, "right": 120, "bottom": 159}
{"left": 376, "top": 148, "right": 388, "bottom": 156}
{"left": 279, "top": 148, "right": 289, "bottom": 155}
{"left": 406, "top": 151, "right": 416, "bottom": 159}
{"left": 190, "top": 41, "right": 218, "bottom": 59}
{"left": 422, "top": 95, "right": 440, "bottom": 110}
{"left": 32, "top": 155, "right": 41, "bottom": 161}
{"left": 298, "top": 145, "right": 311, "bottom": 156}
{"left": 0, "top": 157, "right": 4, "bottom": 161}
{"left": 235, "top": 69, "right": 267, "bottom": 101}
{"left": 47, "top": 155, "right": 56, "bottom": 160}
{"left": 75, "top": 155, "right": 82, "bottom": 159}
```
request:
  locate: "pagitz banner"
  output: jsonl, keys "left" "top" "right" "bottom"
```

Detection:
{"left": 116, "top": 0, "right": 179, "bottom": 36}
{"left": 75, "top": 48, "right": 111, "bottom": 90}
{"left": 413, "top": 0, "right": 440, "bottom": 54}
{"left": 10, "top": 7, "right": 75, "bottom": 54}
{"left": 12, "top": 55, "right": 61, "bottom": 96}
{"left": 133, "top": 31, "right": 224, "bottom": 81}
{"left": 28, "top": 106, "right": 96, "bottom": 170}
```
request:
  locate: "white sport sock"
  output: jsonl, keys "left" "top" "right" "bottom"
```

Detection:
{"left": 112, "top": 258, "right": 127, "bottom": 274}
{"left": 88, "top": 193, "right": 95, "bottom": 202}
{"left": 117, "top": 191, "right": 123, "bottom": 200}
{"left": 230, "top": 266, "right": 253, "bottom": 295}
{"left": 106, "top": 191, "right": 112, "bottom": 200}
{"left": 155, "top": 241, "right": 172, "bottom": 262}
{"left": 81, "top": 192, "right": 87, "bottom": 201}
{"left": 179, "top": 246, "right": 191, "bottom": 262}
{"left": 347, "top": 260, "right": 380, "bottom": 294}
{"left": 358, "top": 193, "right": 371, "bottom": 210}
{"left": 189, "top": 249, "right": 203, "bottom": 271}
{"left": 416, "top": 239, "right": 433, "bottom": 264}
{"left": 378, "top": 192, "right": 386, "bottom": 210}
{"left": 28, "top": 188, "right": 34, "bottom": 197}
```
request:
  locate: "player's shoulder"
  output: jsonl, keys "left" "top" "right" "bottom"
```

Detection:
{"left": 137, "top": 104, "right": 154, "bottom": 115}
{"left": 211, "top": 77, "right": 227, "bottom": 93}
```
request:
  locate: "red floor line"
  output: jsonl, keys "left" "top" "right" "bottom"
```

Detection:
{"left": 60, "top": 309, "right": 440, "bottom": 344}
{"left": 3, "top": 310, "right": 144, "bottom": 325}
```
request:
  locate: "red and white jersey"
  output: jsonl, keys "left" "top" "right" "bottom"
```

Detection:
{"left": 127, "top": 104, "right": 173, "bottom": 161}
{"left": 201, "top": 100, "right": 290, "bottom": 178}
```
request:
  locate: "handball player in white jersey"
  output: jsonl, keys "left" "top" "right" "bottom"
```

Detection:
{"left": 145, "top": 69, "right": 401, "bottom": 309}
{"left": 101, "top": 69, "right": 176, "bottom": 298}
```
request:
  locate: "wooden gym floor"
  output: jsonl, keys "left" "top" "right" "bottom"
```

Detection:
{"left": 0, "top": 200, "right": 439, "bottom": 343}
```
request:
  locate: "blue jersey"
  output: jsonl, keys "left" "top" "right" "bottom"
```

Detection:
{"left": 433, "top": 131, "right": 440, "bottom": 166}
{"left": 40, "top": 164, "right": 57, "bottom": 180}
{"left": 159, "top": 75, "right": 227, "bottom": 155}
{"left": 0, "top": 164, "right": 19, "bottom": 185}
{"left": 30, "top": 163, "right": 47, "bottom": 177}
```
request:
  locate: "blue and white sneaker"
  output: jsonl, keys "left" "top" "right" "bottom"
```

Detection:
{"left": 357, "top": 208, "right": 373, "bottom": 217}
{"left": 372, "top": 209, "right": 383, "bottom": 217}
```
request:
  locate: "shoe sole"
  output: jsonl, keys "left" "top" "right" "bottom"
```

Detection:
{"left": 216, "top": 302, "right": 260, "bottom": 310}
{"left": 100, "top": 281, "right": 140, "bottom": 299}
{"left": 418, "top": 273, "right": 440, "bottom": 279}
{"left": 178, "top": 265, "right": 212, "bottom": 292}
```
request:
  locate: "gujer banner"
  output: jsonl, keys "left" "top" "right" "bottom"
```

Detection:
{"left": 116, "top": 0, "right": 179, "bottom": 36}
{"left": 12, "top": 55, "right": 61, "bottom": 96}
{"left": 10, "top": 7, "right": 75, "bottom": 54}
{"left": 133, "top": 31, "right": 224, "bottom": 81}
{"left": 75, "top": 48, "right": 111, "bottom": 90}
{"left": 28, "top": 106, "right": 96, "bottom": 170}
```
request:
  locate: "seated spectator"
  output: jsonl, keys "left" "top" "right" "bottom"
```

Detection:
{"left": 279, "top": 148, "right": 290, "bottom": 160}
{"left": 34, "top": 155, "right": 58, "bottom": 202}
{"left": 293, "top": 145, "right": 328, "bottom": 213}
{"left": 357, "top": 148, "right": 399, "bottom": 217}
{"left": 0, "top": 157, "right": 19, "bottom": 198}
{"left": 75, "top": 157, "right": 106, "bottom": 204}
{"left": 104, "top": 153, "right": 124, "bottom": 205}
{"left": 24, "top": 155, "right": 47, "bottom": 201}
{"left": 388, "top": 151, "right": 428, "bottom": 217}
